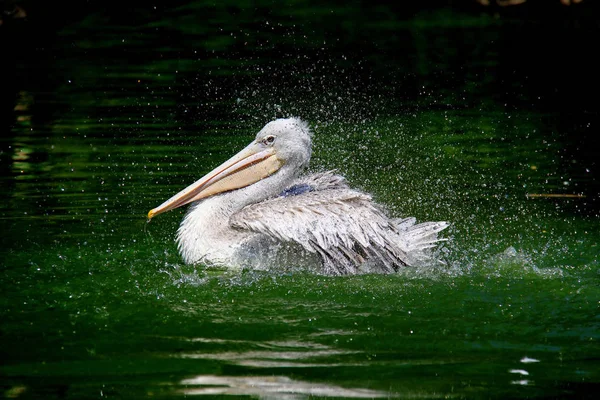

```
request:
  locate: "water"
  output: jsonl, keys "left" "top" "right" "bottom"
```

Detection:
{"left": 1, "top": 2, "right": 599, "bottom": 398}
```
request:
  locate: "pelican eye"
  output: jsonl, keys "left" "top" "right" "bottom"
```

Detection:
{"left": 262, "top": 135, "right": 276, "bottom": 145}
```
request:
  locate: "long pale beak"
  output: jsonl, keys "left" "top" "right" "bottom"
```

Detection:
{"left": 147, "top": 143, "right": 282, "bottom": 219}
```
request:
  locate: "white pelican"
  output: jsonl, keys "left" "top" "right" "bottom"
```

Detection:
{"left": 148, "top": 118, "right": 448, "bottom": 275}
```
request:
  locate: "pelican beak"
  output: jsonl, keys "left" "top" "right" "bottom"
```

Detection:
{"left": 147, "top": 143, "right": 282, "bottom": 219}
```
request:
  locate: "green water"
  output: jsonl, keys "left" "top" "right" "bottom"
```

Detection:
{"left": 2, "top": 2, "right": 599, "bottom": 398}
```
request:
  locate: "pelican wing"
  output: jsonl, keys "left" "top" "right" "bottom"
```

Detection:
{"left": 230, "top": 180, "right": 411, "bottom": 275}
{"left": 292, "top": 170, "right": 349, "bottom": 191}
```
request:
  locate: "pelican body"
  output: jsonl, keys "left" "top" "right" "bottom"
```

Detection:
{"left": 148, "top": 118, "right": 448, "bottom": 275}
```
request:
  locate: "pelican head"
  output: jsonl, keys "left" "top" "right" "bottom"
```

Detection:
{"left": 148, "top": 117, "right": 312, "bottom": 219}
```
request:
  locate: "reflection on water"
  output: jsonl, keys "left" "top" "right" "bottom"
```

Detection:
{"left": 507, "top": 356, "right": 542, "bottom": 387}
{"left": 180, "top": 338, "right": 356, "bottom": 368}
{"left": 180, "top": 375, "right": 393, "bottom": 398}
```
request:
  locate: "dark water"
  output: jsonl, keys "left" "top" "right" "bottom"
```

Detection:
{"left": 1, "top": 2, "right": 599, "bottom": 398}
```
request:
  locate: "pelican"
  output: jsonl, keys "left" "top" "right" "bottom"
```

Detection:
{"left": 148, "top": 118, "right": 448, "bottom": 275}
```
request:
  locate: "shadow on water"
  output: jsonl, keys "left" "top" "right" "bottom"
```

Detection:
{"left": 1, "top": 1, "right": 600, "bottom": 399}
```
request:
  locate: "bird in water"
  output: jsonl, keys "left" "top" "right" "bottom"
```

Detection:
{"left": 148, "top": 118, "right": 448, "bottom": 275}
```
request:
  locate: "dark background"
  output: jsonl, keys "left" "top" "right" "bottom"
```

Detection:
{"left": 2, "top": 0, "right": 599, "bottom": 211}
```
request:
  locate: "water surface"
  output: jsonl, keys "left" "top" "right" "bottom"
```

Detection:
{"left": 1, "top": 2, "right": 599, "bottom": 399}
